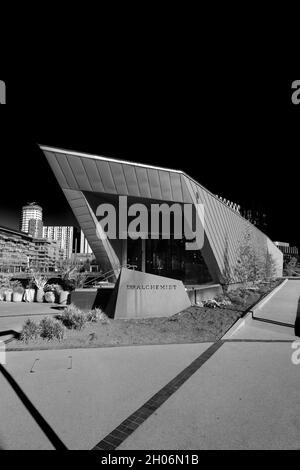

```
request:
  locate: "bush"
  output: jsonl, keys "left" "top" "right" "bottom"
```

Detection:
{"left": 13, "top": 286, "right": 25, "bottom": 295}
{"left": 86, "top": 308, "right": 110, "bottom": 324}
{"left": 203, "top": 298, "right": 233, "bottom": 309}
{"left": 202, "top": 299, "right": 220, "bottom": 309}
{"left": 39, "top": 317, "right": 66, "bottom": 341}
{"left": 60, "top": 304, "right": 87, "bottom": 330}
{"left": 19, "top": 319, "right": 40, "bottom": 343}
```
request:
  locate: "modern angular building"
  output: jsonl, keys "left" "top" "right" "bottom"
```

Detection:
{"left": 41, "top": 146, "right": 283, "bottom": 291}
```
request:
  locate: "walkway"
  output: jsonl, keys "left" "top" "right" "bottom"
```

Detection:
{"left": 1, "top": 280, "right": 300, "bottom": 450}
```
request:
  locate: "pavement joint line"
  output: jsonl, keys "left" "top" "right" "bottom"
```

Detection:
{"left": 91, "top": 340, "right": 224, "bottom": 451}
{"left": 223, "top": 339, "right": 294, "bottom": 343}
{"left": 0, "top": 312, "right": 59, "bottom": 319}
{"left": 251, "top": 316, "right": 294, "bottom": 329}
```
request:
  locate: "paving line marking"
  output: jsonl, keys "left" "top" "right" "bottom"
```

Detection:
{"left": 92, "top": 340, "right": 224, "bottom": 451}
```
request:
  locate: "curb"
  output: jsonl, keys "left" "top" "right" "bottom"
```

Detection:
{"left": 221, "top": 279, "right": 286, "bottom": 340}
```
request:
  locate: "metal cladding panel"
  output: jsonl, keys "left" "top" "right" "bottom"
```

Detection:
{"left": 61, "top": 188, "right": 120, "bottom": 277}
{"left": 135, "top": 167, "right": 152, "bottom": 198}
{"left": 122, "top": 165, "right": 141, "bottom": 197}
{"left": 109, "top": 162, "right": 129, "bottom": 196}
{"left": 158, "top": 171, "right": 173, "bottom": 201}
{"left": 95, "top": 160, "right": 117, "bottom": 194}
{"left": 55, "top": 153, "right": 79, "bottom": 189}
{"left": 72, "top": 206, "right": 90, "bottom": 217}
{"left": 81, "top": 158, "right": 105, "bottom": 192}
{"left": 65, "top": 155, "right": 93, "bottom": 191}
{"left": 170, "top": 172, "right": 183, "bottom": 203}
{"left": 43, "top": 151, "right": 70, "bottom": 189}
{"left": 181, "top": 174, "right": 283, "bottom": 282}
{"left": 180, "top": 174, "right": 193, "bottom": 203}
{"left": 147, "top": 169, "right": 162, "bottom": 199}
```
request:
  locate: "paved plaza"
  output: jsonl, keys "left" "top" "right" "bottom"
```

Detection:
{"left": 0, "top": 280, "right": 300, "bottom": 450}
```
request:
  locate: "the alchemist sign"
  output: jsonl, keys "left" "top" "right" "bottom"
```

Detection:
{"left": 107, "top": 268, "right": 191, "bottom": 319}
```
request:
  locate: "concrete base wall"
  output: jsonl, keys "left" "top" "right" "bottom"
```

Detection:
{"left": 107, "top": 268, "right": 191, "bottom": 319}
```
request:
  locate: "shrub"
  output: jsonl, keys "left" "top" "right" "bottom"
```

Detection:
{"left": 203, "top": 298, "right": 233, "bottom": 309}
{"left": 60, "top": 304, "right": 87, "bottom": 330}
{"left": 202, "top": 299, "right": 220, "bottom": 309}
{"left": 19, "top": 319, "right": 40, "bottom": 343}
{"left": 86, "top": 308, "right": 110, "bottom": 324}
{"left": 10, "top": 280, "right": 23, "bottom": 290}
{"left": 33, "top": 274, "right": 47, "bottom": 290}
{"left": 13, "top": 286, "right": 25, "bottom": 295}
{"left": 39, "top": 317, "right": 66, "bottom": 341}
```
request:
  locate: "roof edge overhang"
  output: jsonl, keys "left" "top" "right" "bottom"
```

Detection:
{"left": 39, "top": 144, "right": 281, "bottom": 252}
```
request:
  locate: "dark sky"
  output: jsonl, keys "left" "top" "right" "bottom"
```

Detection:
{"left": 0, "top": 76, "right": 299, "bottom": 247}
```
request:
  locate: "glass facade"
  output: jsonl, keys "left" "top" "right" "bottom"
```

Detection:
{"left": 127, "top": 237, "right": 212, "bottom": 285}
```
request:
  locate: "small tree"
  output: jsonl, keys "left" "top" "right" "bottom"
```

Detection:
{"left": 234, "top": 229, "right": 265, "bottom": 287}
{"left": 284, "top": 257, "right": 298, "bottom": 277}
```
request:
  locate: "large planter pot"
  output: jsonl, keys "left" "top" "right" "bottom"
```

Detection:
{"left": 24, "top": 288, "right": 35, "bottom": 302}
{"left": 4, "top": 290, "right": 13, "bottom": 302}
{"left": 70, "top": 288, "right": 98, "bottom": 311}
{"left": 59, "top": 290, "right": 70, "bottom": 305}
{"left": 44, "top": 291, "right": 55, "bottom": 303}
{"left": 36, "top": 289, "right": 44, "bottom": 303}
{"left": 13, "top": 292, "right": 24, "bottom": 302}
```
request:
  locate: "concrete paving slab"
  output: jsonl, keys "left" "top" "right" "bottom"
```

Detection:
{"left": 1, "top": 343, "right": 212, "bottom": 450}
{"left": 254, "top": 280, "right": 300, "bottom": 326}
{"left": 119, "top": 341, "right": 300, "bottom": 450}
{"left": 0, "top": 302, "right": 61, "bottom": 341}
{"left": 0, "top": 302, "right": 60, "bottom": 318}
{"left": 224, "top": 315, "right": 296, "bottom": 341}
{"left": 0, "top": 367, "right": 55, "bottom": 450}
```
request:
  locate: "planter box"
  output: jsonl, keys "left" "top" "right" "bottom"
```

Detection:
{"left": 24, "top": 289, "right": 35, "bottom": 302}
{"left": 44, "top": 291, "right": 55, "bottom": 303}
{"left": 58, "top": 291, "right": 70, "bottom": 305}
{"left": 36, "top": 289, "right": 44, "bottom": 303}
{"left": 4, "top": 291, "right": 12, "bottom": 302}
{"left": 70, "top": 289, "right": 98, "bottom": 311}
{"left": 12, "top": 292, "right": 23, "bottom": 302}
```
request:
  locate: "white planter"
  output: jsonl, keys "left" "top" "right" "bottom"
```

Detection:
{"left": 4, "top": 291, "right": 13, "bottom": 302}
{"left": 24, "top": 288, "right": 35, "bottom": 302}
{"left": 59, "top": 290, "right": 70, "bottom": 305}
{"left": 13, "top": 292, "right": 24, "bottom": 302}
{"left": 44, "top": 291, "right": 55, "bottom": 303}
{"left": 36, "top": 289, "right": 44, "bottom": 303}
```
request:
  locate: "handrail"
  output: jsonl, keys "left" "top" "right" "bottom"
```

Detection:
{"left": 83, "top": 264, "right": 137, "bottom": 287}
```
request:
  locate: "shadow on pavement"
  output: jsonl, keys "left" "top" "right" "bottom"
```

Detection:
{"left": 0, "top": 330, "right": 20, "bottom": 341}
{"left": 0, "top": 364, "right": 67, "bottom": 450}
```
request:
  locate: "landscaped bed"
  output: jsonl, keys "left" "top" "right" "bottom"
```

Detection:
{"left": 7, "top": 281, "right": 280, "bottom": 351}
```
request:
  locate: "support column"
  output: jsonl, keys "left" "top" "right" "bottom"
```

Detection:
{"left": 141, "top": 239, "right": 146, "bottom": 272}
{"left": 121, "top": 239, "right": 127, "bottom": 267}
